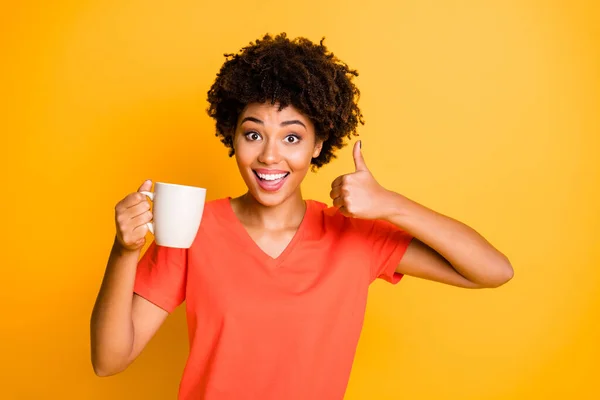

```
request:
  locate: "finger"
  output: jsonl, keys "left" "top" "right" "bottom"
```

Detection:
{"left": 121, "top": 192, "right": 148, "bottom": 209}
{"left": 333, "top": 196, "right": 345, "bottom": 209}
{"left": 131, "top": 223, "right": 149, "bottom": 240}
{"left": 331, "top": 175, "right": 344, "bottom": 189}
{"left": 338, "top": 205, "right": 351, "bottom": 217}
{"left": 329, "top": 186, "right": 342, "bottom": 200}
{"left": 120, "top": 221, "right": 149, "bottom": 247}
{"left": 353, "top": 140, "right": 367, "bottom": 171}
{"left": 123, "top": 225, "right": 148, "bottom": 247}
{"left": 138, "top": 179, "right": 153, "bottom": 192}
{"left": 127, "top": 200, "right": 151, "bottom": 218}
{"left": 130, "top": 210, "right": 152, "bottom": 232}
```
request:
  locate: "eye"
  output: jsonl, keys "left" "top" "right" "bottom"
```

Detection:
{"left": 285, "top": 134, "right": 300, "bottom": 144}
{"left": 245, "top": 132, "right": 261, "bottom": 141}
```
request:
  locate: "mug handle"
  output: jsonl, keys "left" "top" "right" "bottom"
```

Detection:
{"left": 139, "top": 191, "right": 155, "bottom": 235}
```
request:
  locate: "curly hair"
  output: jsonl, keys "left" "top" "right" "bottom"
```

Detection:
{"left": 206, "top": 33, "right": 364, "bottom": 169}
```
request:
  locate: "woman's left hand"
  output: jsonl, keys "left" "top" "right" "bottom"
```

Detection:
{"left": 329, "top": 140, "right": 394, "bottom": 220}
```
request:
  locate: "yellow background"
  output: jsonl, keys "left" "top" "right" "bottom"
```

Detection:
{"left": 2, "top": 0, "right": 598, "bottom": 399}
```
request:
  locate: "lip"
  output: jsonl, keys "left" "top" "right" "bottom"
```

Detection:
{"left": 252, "top": 170, "right": 290, "bottom": 192}
{"left": 253, "top": 168, "right": 289, "bottom": 174}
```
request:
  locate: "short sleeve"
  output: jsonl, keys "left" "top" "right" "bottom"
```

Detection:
{"left": 134, "top": 241, "right": 187, "bottom": 313}
{"left": 363, "top": 219, "right": 413, "bottom": 284}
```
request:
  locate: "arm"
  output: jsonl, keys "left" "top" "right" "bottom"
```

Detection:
{"left": 384, "top": 192, "right": 513, "bottom": 288}
{"left": 90, "top": 180, "right": 168, "bottom": 376}
{"left": 90, "top": 238, "right": 168, "bottom": 376}
{"left": 330, "top": 140, "right": 513, "bottom": 289}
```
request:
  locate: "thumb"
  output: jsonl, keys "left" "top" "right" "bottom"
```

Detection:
{"left": 138, "top": 179, "right": 153, "bottom": 192}
{"left": 353, "top": 140, "right": 367, "bottom": 171}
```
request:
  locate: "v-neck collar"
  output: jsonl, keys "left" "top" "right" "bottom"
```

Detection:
{"left": 221, "top": 197, "right": 314, "bottom": 268}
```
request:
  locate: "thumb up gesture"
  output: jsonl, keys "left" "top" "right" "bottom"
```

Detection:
{"left": 329, "top": 141, "right": 392, "bottom": 219}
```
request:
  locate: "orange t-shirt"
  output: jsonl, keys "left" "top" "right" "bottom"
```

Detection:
{"left": 134, "top": 198, "right": 412, "bottom": 399}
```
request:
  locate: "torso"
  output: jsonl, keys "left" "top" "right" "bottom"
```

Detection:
{"left": 137, "top": 197, "right": 411, "bottom": 399}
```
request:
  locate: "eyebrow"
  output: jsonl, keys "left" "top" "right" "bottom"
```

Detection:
{"left": 241, "top": 117, "right": 306, "bottom": 129}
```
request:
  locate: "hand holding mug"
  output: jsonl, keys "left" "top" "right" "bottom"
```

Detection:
{"left": 138, "top": 182, "right": 206, "bottom": 248}
{"left": 114, "top": 180, "right": 154, "bottom": 251}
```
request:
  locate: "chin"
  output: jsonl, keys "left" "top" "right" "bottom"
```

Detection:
{"left": 250, "top": 192, "right": 287, "bottom": 207}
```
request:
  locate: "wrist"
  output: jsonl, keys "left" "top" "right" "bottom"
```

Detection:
{"left": 381, "top": 190, "right": 412, "bottom": 221}
{"left": 111, "top": 236, "right": 142, "bottom": 258}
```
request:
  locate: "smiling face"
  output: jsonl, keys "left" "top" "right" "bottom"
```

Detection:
{"left": 233, "top": 102, "right": 323, "bottom": 207}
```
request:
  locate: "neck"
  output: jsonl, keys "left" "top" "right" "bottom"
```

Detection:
{"left": 235, "top": 190, "right": 306, "bottom": 230}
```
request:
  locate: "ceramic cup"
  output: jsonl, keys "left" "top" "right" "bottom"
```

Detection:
{"left": 140, "top": 182, "right": 206, "bottom": 248}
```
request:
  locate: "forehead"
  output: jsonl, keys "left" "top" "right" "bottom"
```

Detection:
{"left": 239, "top": 102, "right": 311, "bottom": 125}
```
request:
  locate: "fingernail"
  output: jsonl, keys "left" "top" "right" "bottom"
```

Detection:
{"left": 359, "top": 140, "right": 362, "bottom": 149}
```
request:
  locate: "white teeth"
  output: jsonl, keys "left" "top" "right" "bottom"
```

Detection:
{"left": 256, "top": 172, "right": 288, "bottom": 181}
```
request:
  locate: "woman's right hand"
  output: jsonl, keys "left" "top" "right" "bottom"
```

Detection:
{"left": 114, "top": 180, "right": 153, "bottom": 251}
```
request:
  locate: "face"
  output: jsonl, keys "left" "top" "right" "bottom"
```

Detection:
{"left": 233, "top": 102, "right": 323, "bottom": 207}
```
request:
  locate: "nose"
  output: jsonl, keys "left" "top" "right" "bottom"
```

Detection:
{"left": 257, "top": 138, "right": 280, "bottom": 165}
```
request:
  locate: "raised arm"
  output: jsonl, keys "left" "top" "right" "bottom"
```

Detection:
{"left": 330, "top": 141, "right": 513, "bottom": 288}
{"left": 387, "top": 195, "right": 513, "bottom": 288}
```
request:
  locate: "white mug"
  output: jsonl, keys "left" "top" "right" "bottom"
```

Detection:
{"left": 140, "top": 182, "right": 206, "bottom": 249}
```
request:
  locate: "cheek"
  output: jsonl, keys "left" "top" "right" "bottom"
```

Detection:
{"left": 234, "top": 144, "right": 255, "bottom": 168}
{"left": 287, "top": 147, "right": 314, "bottom": 170}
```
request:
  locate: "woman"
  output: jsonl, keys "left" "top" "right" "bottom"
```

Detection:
{"left": 90, "top": 33, "right": 513, "bottom": 399}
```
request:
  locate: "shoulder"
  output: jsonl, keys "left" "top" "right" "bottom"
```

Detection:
{"left": 306, "top": 199, "right": 373, "bottom": 233}
{"left": 306, "top": 199, "right": 341, "bottom": 223}
{"left": 306, "top": 199, "right": 398, "bottom": 236}
{"left": 196, "top": 197, "right": 232, "bottom": 228}
{"left": 203, "top": 197, "right": 229, "bottom": 214}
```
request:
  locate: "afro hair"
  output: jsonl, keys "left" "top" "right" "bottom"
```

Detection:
{"left": 206, "top": 33, "right": 364, "bottom": 169}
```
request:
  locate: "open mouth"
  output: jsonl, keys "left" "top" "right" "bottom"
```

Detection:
{"left": 253, "top": 170, "right": 290, "bottom": 181}
{"left": 252, "top": 170, "right": 290, "bottom": 192}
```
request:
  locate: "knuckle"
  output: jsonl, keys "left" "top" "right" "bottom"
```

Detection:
{"left": 128, "top": 193, "right": 141, "bottom": 203}
{"left": 115, "top": 213, "right": 126, "bottom": 226}
{"left": 115, "top": 200, "right": 126, "bottom": 211}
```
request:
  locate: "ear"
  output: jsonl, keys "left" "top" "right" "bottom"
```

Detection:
{"left": 312, "top": 139, "right": 324, "bottom": 158}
